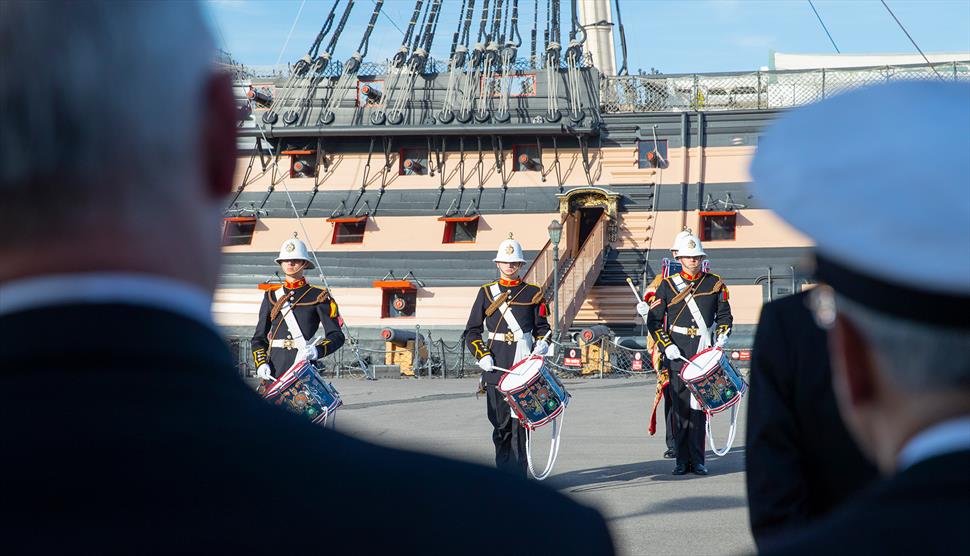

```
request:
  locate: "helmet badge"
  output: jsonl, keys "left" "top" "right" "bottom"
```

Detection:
{"left": 687, "top": 239, "right": 697, "bottom": 249}
{"left": 285, "top": 242, "right": 296, "bottom": 253}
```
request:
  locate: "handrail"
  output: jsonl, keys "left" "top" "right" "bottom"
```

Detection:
{"left": 522, "top": 220, "right": 570, "bottom": 292}
{"left": 552, "top": 214, "right": 608, "bottom": 332}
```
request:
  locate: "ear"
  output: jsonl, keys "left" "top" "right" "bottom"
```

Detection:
{"left": 831, "top": 313, "right": 878, "bottom": 405}
{"left": 200, "top": 72, "right": 238, "bottom": 199}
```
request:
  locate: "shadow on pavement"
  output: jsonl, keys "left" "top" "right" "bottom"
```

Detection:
{"left": 548, "top": 447, "right": 746, "bottom": 492}
{"left": 609, "top": 495, "right": 748, "bottom": 521}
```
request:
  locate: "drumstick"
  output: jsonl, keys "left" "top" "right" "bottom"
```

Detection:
{"left": 625, "top": 277, "right": 642, "bottom": 303}
{"left": 678, "top": 355, "right": 706, "bottom": 372}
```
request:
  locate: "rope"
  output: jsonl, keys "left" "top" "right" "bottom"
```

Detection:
{"left": 274, "top": 0, "right": 308, "bottom": 70}
{"left": 324, "top": 0, "right": 355, "bottom": 56}
{"left": 879, "top": 0, "right": 945, "bottom": 81}
{"left": 449, "top": 0, "right": 469, "bottom": 57}
{"left": 525, "top": 411, "right": 564, "bottom": 480}
{"left": 706, "top": 403, "right": 740, "bottom": 457}
{"left": 613, "top": 0, "right": 628, "bottom": 75}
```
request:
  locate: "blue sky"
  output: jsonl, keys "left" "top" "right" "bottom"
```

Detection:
{"left": 205, "top": 0, "right": 970, "bottom": 74}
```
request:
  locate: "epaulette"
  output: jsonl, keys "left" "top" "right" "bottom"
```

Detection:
{"left": 310, "top": 285, "right": 332, "bottom": 304}
{"left": 262, "top": 284, "right": 283, "bottom": 292}
{"left": 693, "top": 274, "right": 725, "bottom": 298}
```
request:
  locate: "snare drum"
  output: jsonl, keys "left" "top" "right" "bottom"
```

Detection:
{"left": 680, "top": 347, "right": 746, "bottom": 415}
{"left": 498, "top": 355, "right": 570, "bottom": 430}
{"left": 262, "top": 360, "right": 342, "bottom": 424}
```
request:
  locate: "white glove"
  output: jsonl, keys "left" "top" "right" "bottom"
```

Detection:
{"left": 664, "top": 345, "right": 682, "bottom": 361}
{"left": 477, "top": 355, "right": 494, "bottom": 373}
{"left": 298, "top": 343, "right": 319, "bottom": 361}
{"left": 636, "top": 301, "right": 651, "bottom": 318}
{"left": 532, "top": 340, "right": 549, "bottom": 356}
{"left": 715, "top": 335, "right": 728, "bottom": 349}
{"left": 256, "top": 364, "right": 274, "bottom": 380}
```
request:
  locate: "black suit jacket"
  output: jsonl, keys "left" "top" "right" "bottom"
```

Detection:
{"left": 761, "top": 450, "right": 970, "bottom": 555}
{"left": 1, "top": 303, "right": 613, "bottom": 555}
{"left": 746, "top": 292, "right": 877, "bottom": 547}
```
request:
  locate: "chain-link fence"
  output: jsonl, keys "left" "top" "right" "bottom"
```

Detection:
{"left": 601, "top": 61, "right": 970, "bottom": 113}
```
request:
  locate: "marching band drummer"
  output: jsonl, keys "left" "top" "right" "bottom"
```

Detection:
{"left": 639, "top": 229, "right": 693, "bottom": 459}
{"left": 464, "top": 234, "right": 551, "bottom": 476}
{"left": 646, "top": 233, "right": 733, "bottom": 476}
{"left": 251, "top": 236, "right": 345, "bottom": 381}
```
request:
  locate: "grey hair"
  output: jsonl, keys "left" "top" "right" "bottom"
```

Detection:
{"left": 0, "top": 1, "right": 216, "bottom": 244}
{"left": 835, "top": 293, "right": 970, "bottom": 391}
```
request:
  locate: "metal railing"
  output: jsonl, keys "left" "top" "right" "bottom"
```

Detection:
{"left": 600, "top": 60, "right": 970, "bottom": 113}
{"left": 522, "top": 227, "right": 571, "bottom": 293}
{"left": 554, "top": 215, "right": 608, "bottom": 333}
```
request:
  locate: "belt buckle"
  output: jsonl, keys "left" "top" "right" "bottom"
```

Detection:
{"left": 283, "top": 338, "right": 295, "bottom": 349}
{"left": 687, "top": 326, "right": 698, "bottom": 338}
{"left": 504, "top": 331, "right": 515, "bottom": 344}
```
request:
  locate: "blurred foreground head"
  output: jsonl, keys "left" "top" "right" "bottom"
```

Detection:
{"left": 751, "top": 80, "right": 970, "bottom": 474}
{"left": 0, "top": 1, "right": 236, "bottom": 290}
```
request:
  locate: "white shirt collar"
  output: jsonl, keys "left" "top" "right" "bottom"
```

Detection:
{"left": 0, "top": 272, "right": 216, "bottom": 330}
{"left": 897, "top": 416, "right": 970, "bottom": 471}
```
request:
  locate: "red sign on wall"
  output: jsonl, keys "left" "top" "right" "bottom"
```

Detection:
{"left": 563, "top": 348, "right": 581, "bottom": 368}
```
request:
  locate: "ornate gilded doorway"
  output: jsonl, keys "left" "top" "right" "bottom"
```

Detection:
{"left": 556, "top": 187, "right": 620, "bottom": 257}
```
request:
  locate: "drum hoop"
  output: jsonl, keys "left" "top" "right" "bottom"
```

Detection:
{"left": 497, "top": 355, "right": 544, "bottom": 393}
{"left": 678, "top": 346, "right": 726, "bottom": 383}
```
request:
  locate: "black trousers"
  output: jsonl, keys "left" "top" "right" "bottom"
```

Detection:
{"left": 669, "top": 361, "right": 706, "bottom": 467}
{"left": 485, "top": 384, "right": 528, "bottom": 477}
{"left": 663, "top": 385, "right": 675, "bottom": 452}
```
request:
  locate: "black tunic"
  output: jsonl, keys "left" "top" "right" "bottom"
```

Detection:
{"left": 251, "top": 279, "right": 345, "bottom": 378}
{"left": 646, "top": 271, "right": 733, "bottom": 359}
{"left": 464, "top": 279, "right": 550, "bottom": 385}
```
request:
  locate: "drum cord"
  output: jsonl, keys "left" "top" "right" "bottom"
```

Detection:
{"left": 706, "top": 402, "right": 739, "bottom": 457}
{"left": 525, "top": 410, "right": 564, "bottom": 480}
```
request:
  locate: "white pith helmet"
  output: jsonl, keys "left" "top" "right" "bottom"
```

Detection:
{"left": 275, "top": 235, "right": 315, "bottom": 269}
{"left": 493, "top": 233, "right": 526, "bottom": 263}
{"left": 671, "top": 228, "right": 693, "bottom": 253}
{"left": 676, "top": 233, "right": 706, "bottom": 258}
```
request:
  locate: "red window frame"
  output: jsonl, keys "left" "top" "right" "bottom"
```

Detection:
{"left": 221, "top": 217, "right": 257, "bottom": 246}
{"left": 698, "top": 211, "right": 738, "bottom": 241}
{"left": 327, "top": 216, "right": 368, "bottom": 244}
{"left": 438, "top": 215, "right": 480, "bottom": 244}
{"left": 372, "top": 280, "right": 417, "bottom": 318}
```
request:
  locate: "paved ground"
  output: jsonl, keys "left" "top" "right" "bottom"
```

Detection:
{"left": 324, "top": 375, "right": 754, "bottom": 556}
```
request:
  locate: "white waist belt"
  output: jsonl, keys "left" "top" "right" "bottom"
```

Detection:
{"left": 270, "top": 338, "right": 306, "bottom": 349}
{"left": 670, "top": 325, "right": 710, "bottom": 338}
{"left": 487, "top": 330, "right": 525, "bottom": 342}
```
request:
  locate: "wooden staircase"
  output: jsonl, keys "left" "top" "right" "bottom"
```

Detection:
{"left": 524, "top": 214, "right": 609, "bottom": 334}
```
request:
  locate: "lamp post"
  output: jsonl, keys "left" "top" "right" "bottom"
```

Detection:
{"left": 547, "top": 220, "right": 563, "bottom": 346}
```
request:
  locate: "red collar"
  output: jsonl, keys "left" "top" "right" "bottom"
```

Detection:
{"left": 284, "top": 278, "right": 307, "bottom": 289}
{"left": 680, "top": 271, "right": 703, "bottom": 281}
{"left": 498, "top": 278, "right": 521, "bottom": 287}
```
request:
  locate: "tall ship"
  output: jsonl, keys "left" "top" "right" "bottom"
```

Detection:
{"left": 215, "top": 0, "right": 970, "bottom": 376}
